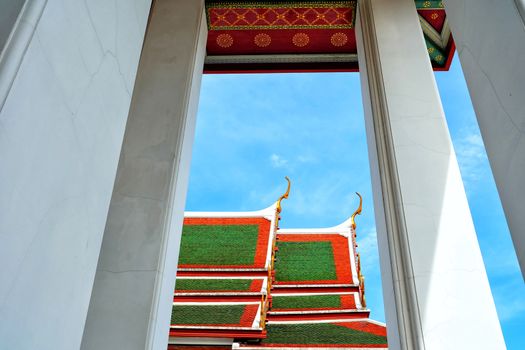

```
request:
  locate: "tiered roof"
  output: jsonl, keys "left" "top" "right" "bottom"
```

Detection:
{"left": 169, "top": 180, "right": 387, "bottom": 349}
{"left": 169, "top": 206, "right": 279, "bottom": 343}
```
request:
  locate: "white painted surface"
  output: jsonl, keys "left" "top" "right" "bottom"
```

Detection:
{"left": 80, "top": 1, "right": 206, "bottom": 349}
{"left": 0, "top": 0, "right": 47, "bottom": 110}
{"left": 444, "top": 0, "right": 525, "bottom": 279}
{"left": 0, "top": 0, "right": 151, "bottom": 349}
{"left": 0, "top": 0, "right": 25, "bottom": 52}
{"left": 356, "top": 0, "right": 505, "bottom": 349}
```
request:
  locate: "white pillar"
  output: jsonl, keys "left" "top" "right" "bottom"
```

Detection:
{"left": 356, "top": 1, "right": 505, "bottom": 349}
{"left": 443, "top": 0, "right": 525, "bottom": 279}
{"left": 0, "top": 1, "right": 151, "bottom": 349}
{"left": 80, "top": 1, "right": 206, "bottom": 349}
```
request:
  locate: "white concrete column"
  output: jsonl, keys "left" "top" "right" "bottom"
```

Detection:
{"left": 443, "top": 0, "right": 525, "bottom": 279}
{"left": 356, "top": 1, "right": 505, "bottom": 349}
{"left": 80, "top": 1, "right": 206, "bottom": 350}
{"left": 0, "top": 1, "right": 151, "bottom": 349}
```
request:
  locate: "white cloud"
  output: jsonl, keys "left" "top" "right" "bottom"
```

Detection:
{"left": 270, "top": 153, "right": 288, "bottom": 168}
{"left": 454, "top": 131, "right": 488, "bottom": 186}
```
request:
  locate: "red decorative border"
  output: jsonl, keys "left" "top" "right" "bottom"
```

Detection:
{"left": 207, "top": 29, "right": 357, "bottom": 55}
{"left": 275, "top": 234, "right": 353, "bottom": 285}
{"left": 180, "top": 217, "right": 272, "bottom": 269}
{"left": 417, "top": 9, "right": 446, "bottom": 32}
{"left": 338, "top": 321, "right": 387, "bottom": 337}
{"left": 250, "top": 278, "right": 265, "bottom": 292}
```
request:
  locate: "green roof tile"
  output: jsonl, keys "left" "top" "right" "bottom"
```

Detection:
{"left": 179, "top": 224, "right": 259, "bottom": 266}
{"left": 272, "top": 294, "right": 342, "bottom": 309}
{"left": 171, "top": 304, "right": 245, "bottom": 325}
{"left": 263, "top": 323, "right": 387, "bottom": 345}
{"left": 275, "top": 241, "right": 337, "bottom": 282}
{"left": 175, "top": 279, "right": 254, "bottom": 292}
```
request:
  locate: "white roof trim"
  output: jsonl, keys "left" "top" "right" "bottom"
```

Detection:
{"left": 176, "top": 276, "right": 266, "bottom": 280}
{"left": 178, "top": 268, "right": 267, "bottom": 272}
{"left": 173, "top": 301, "right": 259, "bottom": 306}
{"left": 185, "top": 203, "right": 277, "bottom": 220}
{"left": 272, "top": 291, "right": 356, "bottom": 296}
{"left": 174, "top": 292, "right": 263, "bottom": 296}
{"left": 273, "top": 283, "right": 358, "bottom": 288}
{"left": 236, "top": 346, "right": 387, "bottom": 350}
{"left": 252, "top": 304, "right": 262, "bottom": 328}
{"left": 268, "top": 309, "right": 370, "bottom": 315}
{"left": 277, "top": 216, "right": 354, "bottom": 234}
{"left": 267, "top": 318, "right": 385, "bottom": 325}
{"left": 171, "top": 325, "right": 262, "bottom": 330}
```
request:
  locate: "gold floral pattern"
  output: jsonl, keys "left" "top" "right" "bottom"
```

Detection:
{"left": 216, "top": 33, "right": 234, "bottom": 48}
{"left": 330, "top": 32, "right": 348, "bottom": 47}
{"left": 292, "top": 33, "right": 310, "bottom": 47}
{"left": 254, "top": 33, "right": 271, "bottom": 47}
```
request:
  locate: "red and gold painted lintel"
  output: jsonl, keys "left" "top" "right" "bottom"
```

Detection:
{"left": 206, "top": 1, "right": 356, "bottom": 30}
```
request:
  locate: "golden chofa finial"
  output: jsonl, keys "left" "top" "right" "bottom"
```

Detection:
{"left": 350, "top": 192, "right": 363, "bottom": 230}
{"left": 276, "top": 176, "right": 291, "bottom": 214}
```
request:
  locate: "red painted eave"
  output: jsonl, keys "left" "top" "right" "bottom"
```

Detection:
{"left": 170, "top": 329, "right": 267, "bottom": 339}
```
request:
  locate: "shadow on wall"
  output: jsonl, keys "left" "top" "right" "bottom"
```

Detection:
{"left": 514, "top": 0, "right": 525, "bottom": 26}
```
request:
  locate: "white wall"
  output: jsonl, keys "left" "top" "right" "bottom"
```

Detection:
{"left": 357, "top": 0, "right": 505, "bottom": 348}
{"left": 444, "top": 0, "right": 525, "bottom": 278}
{"left": 81, "top": 1, "right": 206, "bottom": 349}
{"left": 0, "top": 0, "right": 151, "bottom": 349}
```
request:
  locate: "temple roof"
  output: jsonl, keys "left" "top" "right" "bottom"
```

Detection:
{"left": 169, "top": 189, "right": 386, "bottom": 348}
{"left": 204, "top": 0, "right": 454, "bottom": 73}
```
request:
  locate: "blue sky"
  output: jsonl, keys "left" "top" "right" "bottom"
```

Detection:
{"left": 185, "top": 56, "right": 524, "bottom": 349}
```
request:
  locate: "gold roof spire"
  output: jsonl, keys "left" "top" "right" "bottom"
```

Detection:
{"left": 276, "top": 176, "right": 291, "bottom": 214}
{"left": 350, "top": 192, "right": 362, "bottom": 230}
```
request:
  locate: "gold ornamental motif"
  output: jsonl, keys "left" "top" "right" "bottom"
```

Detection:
{"left": 292, "top": 33, "right": 310, "bottom": 47}
{"left": 276, "top": 176, "right": 291, "bottom": 214}
{"left": 331, "top": 32, "right": 348, "bottom": 47}
{"left": 216, "top": 33, "right": 234, "bottom": 48}
{"left": 350, "top": 192, "right": 362, "bottom": 230}
{"left": 254, "top": 33, "right": 272, "bottom": 47}
{"left": 430, "top": 12, "right": 439, "bottom": 20}
{"left": 207, "top": 2, "right": 356, "bottom": 31}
